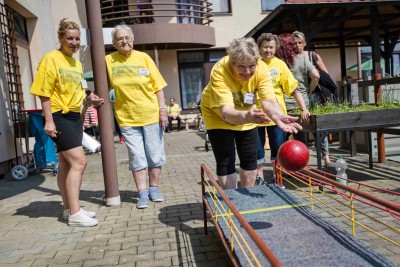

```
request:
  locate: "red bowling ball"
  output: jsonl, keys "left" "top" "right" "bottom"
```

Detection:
{"left": 277, "top": 140, "right": 310, "bottom": 171}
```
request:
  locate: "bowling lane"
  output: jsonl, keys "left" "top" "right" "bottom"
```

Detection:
{"left": 206, "top": 185, "right": 396, "bottom": 267}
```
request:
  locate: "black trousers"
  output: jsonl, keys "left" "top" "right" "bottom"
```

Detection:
{"left": 208, "top": 128, "right": 258, "bottom": 176}
{"left": 168, "top": 116, "right": 181, "bottom": 131}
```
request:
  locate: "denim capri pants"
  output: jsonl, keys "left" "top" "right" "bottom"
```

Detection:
{"left": 121, "top": 122, "right": 166, "bottom": 171}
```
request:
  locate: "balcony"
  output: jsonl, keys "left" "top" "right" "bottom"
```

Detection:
{"left": 100, "top": 0, "right": 216, "bottom": 50}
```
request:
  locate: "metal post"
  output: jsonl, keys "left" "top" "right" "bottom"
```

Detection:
{"left": 85, "top": 0, "right": 120, "bottom": 206}
{"left": 373, "top": 73, "right": 386, "bottom": 163}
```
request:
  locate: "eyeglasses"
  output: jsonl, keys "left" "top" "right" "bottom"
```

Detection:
{"left": 116, "top": 36, "right": 133, "bottom": 43}
{"left": 235, "top": 64, "right": 257, "bottom": 72}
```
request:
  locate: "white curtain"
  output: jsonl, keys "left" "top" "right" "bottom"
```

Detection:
{"left": 208, "top": 0, "right": 229, "bottom": 13}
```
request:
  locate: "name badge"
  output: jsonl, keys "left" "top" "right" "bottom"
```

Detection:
{"left": 244, "top": 93, "right": 255, "bottom": 104}
{"left": 81, "top": 79, "right": 88, "bottom": 89}
{"left": 138, "top": 68, "right": 149, "bottom": 76}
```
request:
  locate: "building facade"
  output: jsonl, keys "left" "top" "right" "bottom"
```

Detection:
{"left": 2, "top": 0, "right": 365, "bottom": 176}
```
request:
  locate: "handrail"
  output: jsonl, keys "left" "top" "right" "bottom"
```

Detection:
{"left": 278, "top": 165, "right": 400, "bottom": 248}
{"left": 100, "top": 0, "right": 213, "bottom": 26}
{"left": 201, "top": 163, "right": 282, "bottom": 267}
{"left": 302, "top": 168, "right": 400, "bottom": 213}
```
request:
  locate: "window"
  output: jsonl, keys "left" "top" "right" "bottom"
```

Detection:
{"left": 208, "top": 0, "right": 230, "bottom": 13}
{"left": 209, "top": 50, "right": 226, "bottom": 62}
{"left": 13, "top": 11, "right": 28, "bottom": 41}
{"left": 176, "top": 0, "right": 202, "bottom": 24}
{"left": 261, "top": 0, "right": 284, "bottom": 12}
{"left": 178, "top": 50, "right": 225, "bottom": 109}
{"left": 178, "top": 51, "right": 205, "bottom": 63}
{"left": 180, "top": 68, "right": 204, "bottom": 109}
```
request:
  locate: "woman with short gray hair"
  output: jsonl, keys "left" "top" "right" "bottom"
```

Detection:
{"left": 106, "top": 24, "right": 168, "bottom": 209}
{"left": 200, "top": 37, "right": 302, "bottom": 190}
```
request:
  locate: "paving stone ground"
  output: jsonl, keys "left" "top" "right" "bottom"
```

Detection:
{"left": 0, "top": 129, "right": 398, "bottom": 266}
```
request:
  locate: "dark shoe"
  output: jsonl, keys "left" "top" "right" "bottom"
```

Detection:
{"left": 255, "top": 176, "right": 264, "bottom": 186}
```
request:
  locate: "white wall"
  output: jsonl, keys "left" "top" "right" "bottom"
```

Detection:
{"left": 16, "top": 44, "right": 35, "bottom": 110}
{"left": 157, "top": 50, "right": 181, "bottom": 103}
{"left": 210, "top": 0, "right": 267, "bottom": 48}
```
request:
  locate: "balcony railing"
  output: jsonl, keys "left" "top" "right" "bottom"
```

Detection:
{"left": 100, "top": 0, "right": 213, "bottom": 27}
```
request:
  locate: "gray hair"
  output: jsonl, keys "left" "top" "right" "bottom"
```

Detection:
{"left": 292, "top": 31, "right": 306, "bottom": 43}
{"left": 256, "top": 33, "right": 280, "bottom": 50}
{"left": 111, "top": 24, "right": 134, "bottom": 42}
{"left": 226, "top": 37, "right": 261, "bottom": 65}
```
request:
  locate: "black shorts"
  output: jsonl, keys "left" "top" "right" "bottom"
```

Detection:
{"left": 208, "top": 128, "right": 258, "bottom": 176}
{"left": 49, "top": 111, "right": 83, "bottom": 152}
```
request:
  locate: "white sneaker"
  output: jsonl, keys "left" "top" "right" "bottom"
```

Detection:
{"left": 68, "top": 209, "right": 98, "bottom": 227}
{"left": 63, "top": 208, "right": 96, "bottom": 221}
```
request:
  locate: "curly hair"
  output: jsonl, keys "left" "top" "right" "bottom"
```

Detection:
{"left": 226, "top": 37, "right": 261, "bottom": 65}
{"left": 57, "top": 18, "right": 80, "bottom": 39}
{"left": 275, "top": 33, "right": 297, "bottom": 67}
{"left": 256, "top": 33, "right": 280, "bottom": 50}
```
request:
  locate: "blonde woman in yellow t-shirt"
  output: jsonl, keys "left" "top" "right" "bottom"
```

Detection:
{"left": 105, "top": 25, "right": 168, "bottom": 209}
{"left": 30, "top": 19, "right": 104, "bottom": 227}
{"left": 200, "top": 37, "right": 302, "bottom": 190}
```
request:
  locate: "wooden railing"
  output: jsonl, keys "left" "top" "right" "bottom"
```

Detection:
{"left": 100, "top": 0, "right": 213, "bottom": 27}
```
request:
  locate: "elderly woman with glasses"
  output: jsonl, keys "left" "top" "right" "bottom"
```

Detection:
{"left": 200, "top": 37, "right": 302, "bottom": 190}
{"left": 105, "top": 24, "right": 168, "bottom": 209}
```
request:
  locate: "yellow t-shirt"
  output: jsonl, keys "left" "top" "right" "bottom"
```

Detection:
{"left": 30, "top": 50, "right": 85, "bottom": 114}
{"left": 167, "top": 103, "right": 180, "bottom": 117}
{"left": 257, "top": 56, "right": 298, "bottom": 126}
{"left": 200, "top": 56, "right": 275, "bottom": 131}
{"left": 105, "top": 50, "right": 167, "bottom": 127}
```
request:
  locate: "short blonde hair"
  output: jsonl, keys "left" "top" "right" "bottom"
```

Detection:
{"left": 226, "top": 37, "right": 261, "bottom": 65}
{"left": 58, "top": 18, "right": 80, "bottom": 39}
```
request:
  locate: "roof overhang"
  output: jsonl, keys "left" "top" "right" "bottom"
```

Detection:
{"left": 246, "top": 0, "right": 400, "bottom": 48}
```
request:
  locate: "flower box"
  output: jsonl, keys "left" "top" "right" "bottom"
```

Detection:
{"left": 297, "top": 108, "right": 400, "bottom": 132}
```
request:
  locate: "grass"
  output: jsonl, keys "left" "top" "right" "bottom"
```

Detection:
{"left": 291, "top": 101, "right": 400, "bottom": 115}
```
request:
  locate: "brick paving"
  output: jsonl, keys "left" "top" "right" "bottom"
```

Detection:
{"left": 0, "top": 130, "right": 398, "bottom": 266}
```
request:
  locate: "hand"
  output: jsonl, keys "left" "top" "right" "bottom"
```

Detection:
{"left": 90, "top": 93, "right": 105, "bottom": 107}
{"left": 300, "top": 110, "right": 311, "bottom": 124}
{"left": 44, "top": 121, "right": 58, "bottom": 138}
{"left": 159, "top": 109, "right": 168, "bottom": 131}
{"left": 248, "top": 108, "right": 272, "bottom": 124}
{"left": 276, "top": 114, "right": 302, "bottom": 133}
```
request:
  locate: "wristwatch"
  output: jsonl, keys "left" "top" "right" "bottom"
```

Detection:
{"left": 159, "top": 104, "right": 167, "bottom": 110}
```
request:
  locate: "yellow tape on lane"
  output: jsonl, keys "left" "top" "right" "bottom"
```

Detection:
{"left": 213, "top": 204, "right": 307, "bottom": 219}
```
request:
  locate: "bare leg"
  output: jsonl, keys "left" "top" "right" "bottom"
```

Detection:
{"left": 57, "top": 152, "right": 69, "bottom": 209}
{"left": 132, "top": 168, "right": 148, "bottom": 191}
{"left": 148, "top": 166, "right": 160, "bottom": 186}
{"left": 239, "top": 168, "right": 256, "bottom": 188}
{"left": 217, "top": 173, "right": 237, "bottom": 189}
{"left": 60, "top": 146, "right": 87, "bottom": 214}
